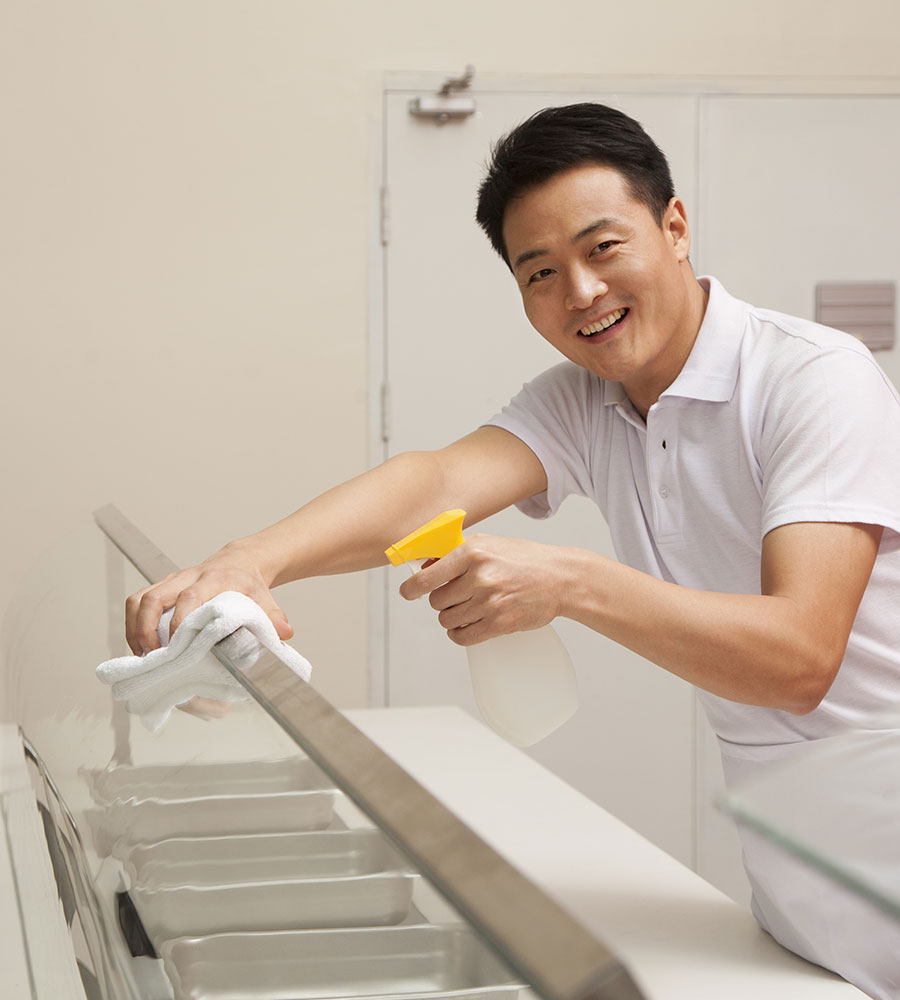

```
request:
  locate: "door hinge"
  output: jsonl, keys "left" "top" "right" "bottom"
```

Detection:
{"left": 380, "top": 381, "right": 391, "bottom": 444}
{"left": 380, "top": 185, "right": 390, "bottom": 247}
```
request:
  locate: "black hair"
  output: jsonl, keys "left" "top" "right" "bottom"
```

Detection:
{"left": 475, "top": 103, "right": 676, "bottom": 267}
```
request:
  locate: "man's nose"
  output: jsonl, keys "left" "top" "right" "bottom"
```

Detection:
{"left": 565, "top": 266, "right": 607, "bottom": 310}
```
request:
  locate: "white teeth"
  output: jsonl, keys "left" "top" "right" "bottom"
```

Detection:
{"left": 579, "top": 309, "right": 626, "bottom": 336}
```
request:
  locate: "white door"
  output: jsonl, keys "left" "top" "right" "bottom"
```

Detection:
{"left": 381, "top": 90, "right": 700, "bottom": 868}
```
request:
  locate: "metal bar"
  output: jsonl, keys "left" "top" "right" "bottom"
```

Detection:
{"left": 92, "top": 504, "right": 645, "bottom": 1000}
{"left": 94, "top": 504, "right": 180, "bottom": 582}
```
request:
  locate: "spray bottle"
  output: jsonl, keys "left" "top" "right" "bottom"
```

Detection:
{"left": 385, "top": 509, "right": 578, "bottom": 747}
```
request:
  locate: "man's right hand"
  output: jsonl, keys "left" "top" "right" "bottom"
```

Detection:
{"left": 124, "top": 550, "right": 293, "bottom": 656}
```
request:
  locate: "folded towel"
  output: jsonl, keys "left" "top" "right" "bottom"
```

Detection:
{"left": 96, "top": 591, "right": 312, "bottom": 733}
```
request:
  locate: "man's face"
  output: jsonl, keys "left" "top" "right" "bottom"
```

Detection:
{"left": 502, "top": 164, "right": 699, "bottom": 415}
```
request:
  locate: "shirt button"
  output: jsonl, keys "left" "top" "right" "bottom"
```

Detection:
{"left": 658, "top": 485, "right": 670, "bottom": 499}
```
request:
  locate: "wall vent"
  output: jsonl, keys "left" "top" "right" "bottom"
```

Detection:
{"left": 815, "top": 282, "right": 895, "bottom": 351}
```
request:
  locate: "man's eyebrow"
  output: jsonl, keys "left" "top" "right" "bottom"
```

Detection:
{"left": 511, "top": 217, "right": 623, "bottom": 273}
{"left": 512, "top": 247, "right": 548, "bottom": 271}
{"left": 573, "top": 217, "right": 621, "bottom": 243}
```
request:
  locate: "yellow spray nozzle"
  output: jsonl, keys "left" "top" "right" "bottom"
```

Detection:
{"left": 385, "top": 509, "right": 466, "bottom": 566}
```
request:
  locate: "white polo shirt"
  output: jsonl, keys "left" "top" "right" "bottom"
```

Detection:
{"left": 488, "top": 276, "right": 900, "bottom": 747}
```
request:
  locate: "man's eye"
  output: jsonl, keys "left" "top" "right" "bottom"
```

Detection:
{"left": 593, "top": 241, "right": 615, "bottom": 254}
{"left": 528, "top": 268, "right": 555, "bottom": 284}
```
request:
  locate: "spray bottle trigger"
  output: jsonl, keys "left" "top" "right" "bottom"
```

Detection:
{"left": 384, "top": 509, "right": 466, "bottom": 566}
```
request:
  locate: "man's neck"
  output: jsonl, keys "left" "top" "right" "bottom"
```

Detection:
{"left": 625, "top": 274, "right": 709, "bottom": 420}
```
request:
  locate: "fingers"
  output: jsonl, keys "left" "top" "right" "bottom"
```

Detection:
{"left": 270, "top": 610, "right": 294, "bottom": 640}
{"left": 125, "top": 571, "right": 197, "bottom": 654}
{"left": 235, "top": 588, "right": 294, "bottom": 640}
{"left": 395, "top": 534, "right": 558, "bottom": 645}
{"left": 398, "top": 548, "right": 466, "bottom": 602}
{"left": 125, "top": 564, "right": 293, "bottom": 655}
{"left": 177, "top": 697, "right": 234, "bottom": 720}
{"left": 447, "top": 620, "right": 491, "bottom": 647}
{"left": 396, "top": 545, "right": 489, "bottom": 640}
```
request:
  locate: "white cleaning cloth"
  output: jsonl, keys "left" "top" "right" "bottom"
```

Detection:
{"left": 96, "top": 591, "right": 311, "bottom": 733}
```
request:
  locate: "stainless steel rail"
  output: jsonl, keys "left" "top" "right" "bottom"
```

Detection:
{"left": 93, "top": 503, "right": 645, "bottom": 1000}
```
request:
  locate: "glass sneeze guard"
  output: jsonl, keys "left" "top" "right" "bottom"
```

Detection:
{"left": 0, "top": 505, "right": 646, "bottom": 1000}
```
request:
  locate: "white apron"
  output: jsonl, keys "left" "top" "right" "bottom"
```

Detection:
{"left": 718, "top": 737, "right": 900, "bottom": 1000}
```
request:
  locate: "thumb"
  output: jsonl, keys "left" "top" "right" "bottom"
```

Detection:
{"left": 268, "top": 607, "right": 294, "bottom": 640}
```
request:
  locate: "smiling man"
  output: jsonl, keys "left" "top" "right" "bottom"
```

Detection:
{"left": 503, "top": 167, "right": 705, "bottom": 415}
{"left": 127, "top": 104, "right": 900, "bottom": 996}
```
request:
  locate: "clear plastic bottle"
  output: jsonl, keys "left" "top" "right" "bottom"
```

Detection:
{"left": 386, "top": 510, "right": 578, "bottom": 747}
{"left": 465, "top": 625, "right": 577, "bottom": 747}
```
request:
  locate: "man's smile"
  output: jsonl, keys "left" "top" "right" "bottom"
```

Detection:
{"left": 578, "top": 307, "right": 629, "bottom": 338}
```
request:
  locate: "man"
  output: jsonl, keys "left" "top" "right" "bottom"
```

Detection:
{"left": 127, "top": 104, "right": 900, "bottom": 996}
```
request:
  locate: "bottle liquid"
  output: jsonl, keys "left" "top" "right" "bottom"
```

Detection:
{"left": 385, "top": 510, "right": 578, "bottom": 747}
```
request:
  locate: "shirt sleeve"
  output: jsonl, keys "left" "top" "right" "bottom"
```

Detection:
{"left": 485, "top": 361, "right": 601, "bottom": 520}
{"left": 758, "top": 338, "right": 900, "bottom": 539}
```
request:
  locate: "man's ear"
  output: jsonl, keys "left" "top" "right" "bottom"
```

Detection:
{"left": 665, "top": 197, "right": 691, "bottom": 262}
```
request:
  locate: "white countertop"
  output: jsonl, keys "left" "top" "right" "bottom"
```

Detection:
{"left": 0, "top": 707, "right": 868, "bottom": 1000}
{"left": 347, "top": 705, "right": 866, "bottom": 1000}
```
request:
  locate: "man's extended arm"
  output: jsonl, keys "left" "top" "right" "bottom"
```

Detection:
{"left": 125, "top": 426, "right": 546, "bottom": 654}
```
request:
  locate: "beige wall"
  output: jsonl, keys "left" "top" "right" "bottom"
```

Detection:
{"left": 2, "top": 0, "right": 898, "bottom": 707}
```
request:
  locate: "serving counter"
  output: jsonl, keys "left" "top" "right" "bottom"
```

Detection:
{"left": 0, "top": 508, "right": 866, "bottom": 999}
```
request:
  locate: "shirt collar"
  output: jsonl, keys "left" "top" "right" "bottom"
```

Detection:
{"left": 602, "top": 276, "right": 747, "bottom": 408}
{"left": 660, "top": 275, "right": 746, "bottom": 403}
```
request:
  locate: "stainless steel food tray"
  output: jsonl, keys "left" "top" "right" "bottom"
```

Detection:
{"left": 160, "top": 925, "right": 524, "bottom": 1000}
{"left": 88, "top": 756, "right": 333, "bottom": 801}
{"left": 121, "top": 828, "right": 408, "bottom": 885}
{"left": 129, "top": 870, "right": 418, "bottom": 944}
{"left": 94, "top": 786, "right": 339, "bottom": 848}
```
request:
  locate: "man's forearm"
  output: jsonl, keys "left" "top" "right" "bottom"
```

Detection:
{"left": 557, "top": 548, "right": 830, "bottom": 713}
{"left": 222, "top": 450, "right": 461, "bottom": 587}
{"left": 554, "top": 520, "right": 880, "bottom": 714}
{"left": 213, "top": 426, "right": 548, "bottom": 589}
